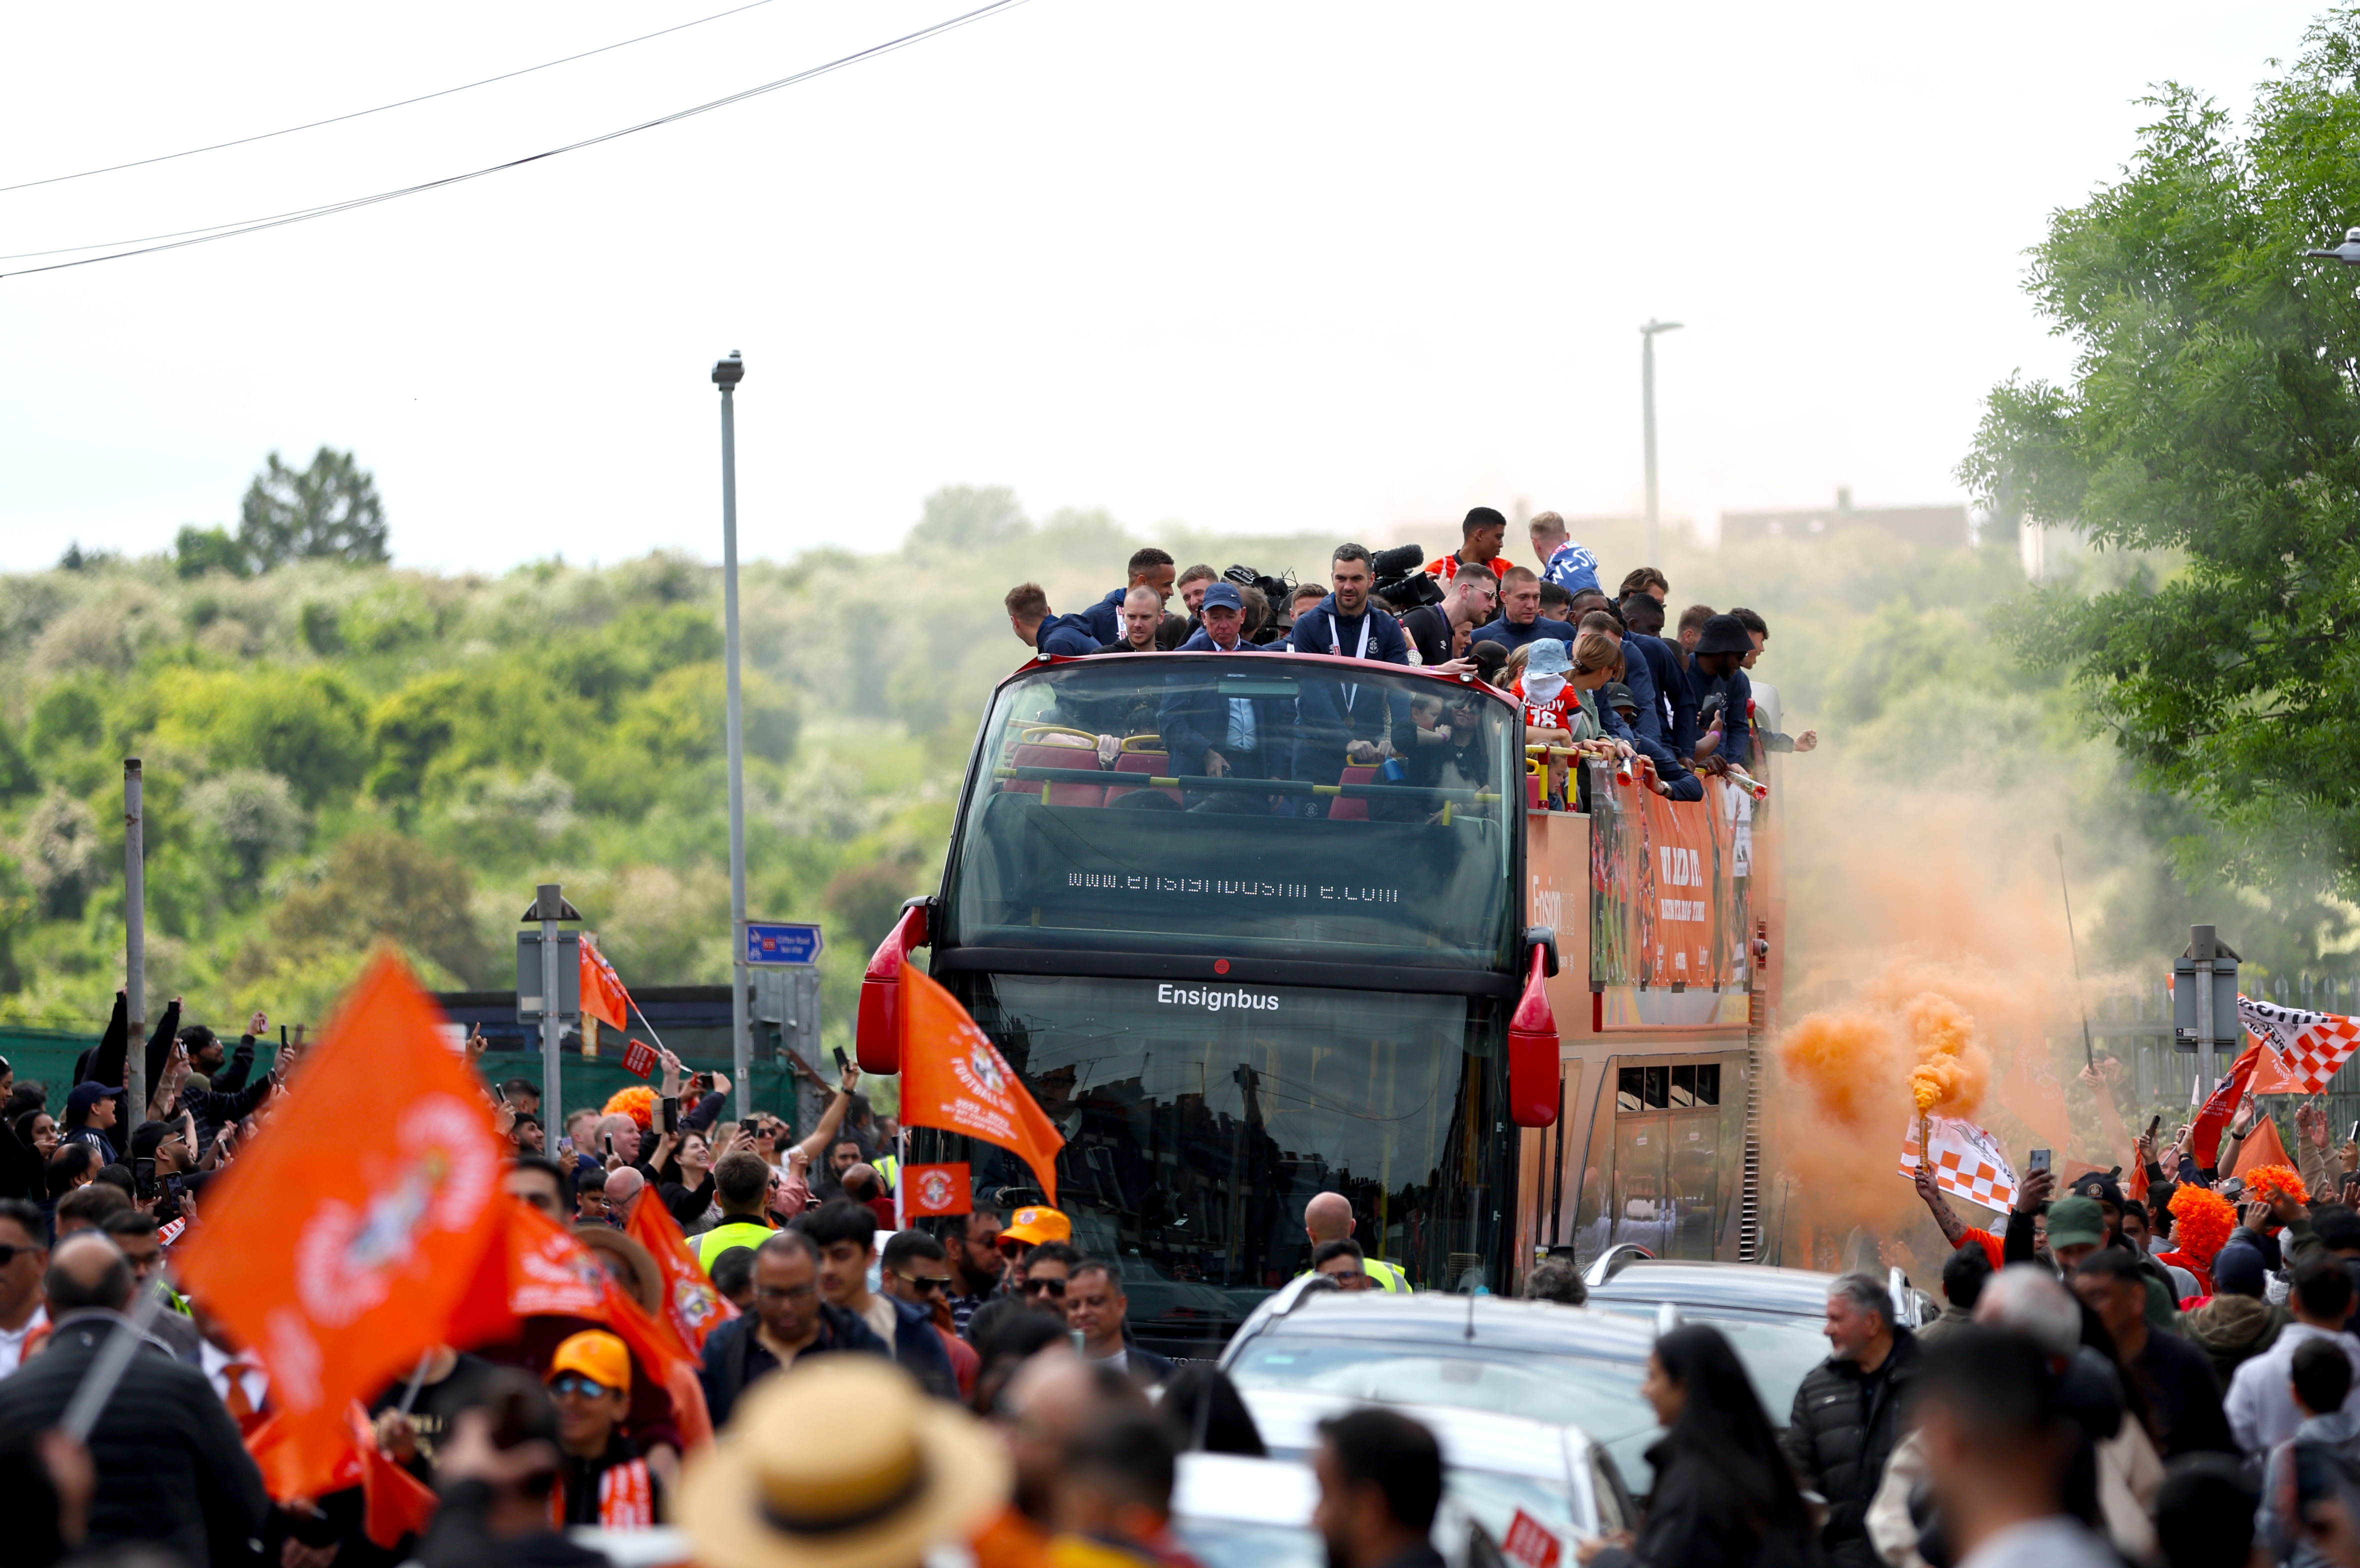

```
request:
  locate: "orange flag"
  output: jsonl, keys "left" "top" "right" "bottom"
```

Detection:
{"left": 247, "top": 1404, "right": 440, "bottom": 1548}
{"left": 896, "top": 962, "right": 1065, "bottom": 1206}
{"left": 444, "top": 1197, "right": 714, "bottom": 1448}
{"left": 580, "top": 935, "right": 632, "bottom": 1033}
{"left": 176, "top": 954, "right": 510, "bottom": 1500}
{"left": 626, "top": 1186, "right": 738, "bottom": 1354}
{"left": 2230, "top": 1114, "right": 2296, "bottom": 1182}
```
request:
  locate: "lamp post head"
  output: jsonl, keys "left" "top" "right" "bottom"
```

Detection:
{"left": 712, "top": 350, "right": 746, "bottom": 388}
{"left": 2303, "top": 229, "right": 2360, "bottom": 265}
{"left": 1640, "top": 320, "right": 1684, "bottom": 337}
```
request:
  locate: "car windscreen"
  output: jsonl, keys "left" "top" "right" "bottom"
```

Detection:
{"left": 1228, "top": 1334, "right": 1662, "bottom": 1493}
{"left": 1589, "top": 1304, "right": 1831, "bottom": 1422}
{"left": 944, "top": 656, "right": 1518, "bottom": 968}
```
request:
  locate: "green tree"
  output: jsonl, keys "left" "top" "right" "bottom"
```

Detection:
{"left": 1966, "top": 14, "right": 2360, "bottom": 896}
{"left": 174, "top": 524, "right": 251, "bottom": 580}
{"left": 238, "top": 448, "right": 389, "bottom": 570}
{"left": 252, "top": 830, "right": 492, "bottom": 987}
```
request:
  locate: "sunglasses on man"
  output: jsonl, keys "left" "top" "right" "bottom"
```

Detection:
{"left": 548, "top": 1374, "right": 616, "bottom": 1400}
{"left": 1024, "top": 1276, "right": 1067, "bottom": 1298}
{"left": 894, "top": 1270, "right": 954, "bottom": 1294}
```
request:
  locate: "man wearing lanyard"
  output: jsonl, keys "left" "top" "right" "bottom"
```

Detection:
{"left": 1166, "top": 583, "right": 1275, "bottom": 800}
{"left": 1286, "top": 546, "right": 1411, "bottom": 812}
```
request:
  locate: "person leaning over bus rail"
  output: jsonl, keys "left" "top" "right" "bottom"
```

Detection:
{"left": 1302, "top": 1194, "right": 1408, "bottom": 1292}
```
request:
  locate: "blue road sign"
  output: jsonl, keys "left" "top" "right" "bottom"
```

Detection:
{"left": 746, "top": 922, "right": 824, "bottom": 966}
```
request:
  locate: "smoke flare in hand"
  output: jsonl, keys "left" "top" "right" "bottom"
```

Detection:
{"left": 1902, "top": 992, "right": 1988, "bottom": 1117}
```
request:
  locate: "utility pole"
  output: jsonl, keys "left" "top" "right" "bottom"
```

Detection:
{"left": 1641, "top": 320, "right": 1684, "bottom": 568}
{"left": 124, "top": 759, "right": 145, "bottom": 1118}
{"left": 714, "top": 350, "right": 752, "bottom": 1108}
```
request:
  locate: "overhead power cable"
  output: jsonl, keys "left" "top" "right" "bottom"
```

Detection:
{"left": 0, "top": 0, "right": 1028, "bottom": 280}
{"left": 0, "top": 0, "right": 785, "bottom": 196}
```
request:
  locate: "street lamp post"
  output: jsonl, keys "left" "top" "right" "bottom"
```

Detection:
{"left": 1641, "top": 320, "right": 1684, "bottom": 568}
{"left": 712, "top": 351, "right": 752, "bottom": 1109}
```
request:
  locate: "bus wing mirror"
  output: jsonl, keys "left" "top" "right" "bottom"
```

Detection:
{"left": 1522, "top": 925, "right": 1560, "bottom": 980}
{"left": 855, "top": 901, "right": 932, "bottom": 1074}
{"left": 1508, "top": 942, "right": 1559, "bottom": 1128}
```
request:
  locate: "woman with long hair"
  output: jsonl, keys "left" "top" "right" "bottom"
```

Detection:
{"left": 1580, "top": 1324, "right": 1818, "bottom": 1568}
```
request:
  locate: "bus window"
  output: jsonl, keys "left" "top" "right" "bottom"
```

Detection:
{"left": 944, "top": 656, "right": 1520, "bottom": 970}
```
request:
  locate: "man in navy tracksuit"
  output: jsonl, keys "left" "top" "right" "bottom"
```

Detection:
{"left": 1619, "top": 592, "right": 1697, "bottom": 753}
{"left": 1286, "top": 546, "right": 1413, "bottom": 810}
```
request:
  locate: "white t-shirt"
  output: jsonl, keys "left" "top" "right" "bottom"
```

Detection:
{"left": 858, "top": 1294, "right": 898, "bottom": 1354}
{"left": 0, "top": 1306, "right": 47, "bottom": 1376}
{"left": 1957, "top": 1516, "right": 2119, "bottom": 1568}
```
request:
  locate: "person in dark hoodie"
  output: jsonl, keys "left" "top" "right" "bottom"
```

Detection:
{"left": 1688, "top": 614, "right": 1758, "bottom": 770}
{"left": 697, "top": 1229, "right": 889, "bottom": 1427}
{"left": 2182, "top": 1231, "right": 2287, "bottom": 1386}
{"left": 1618, "top": 592, "right": 1697, "bottom": 752}
{"left": 1006, "top": 582, "right": 1106, "bottom": 659}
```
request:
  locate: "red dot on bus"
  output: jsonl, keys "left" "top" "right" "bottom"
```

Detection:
{"left": 1214, "top": 959, "right": 1230, "bottom": 975}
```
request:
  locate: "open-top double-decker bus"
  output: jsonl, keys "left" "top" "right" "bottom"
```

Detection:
{"left": 856, "top": 646, "right": 1778, "bottom": 1357}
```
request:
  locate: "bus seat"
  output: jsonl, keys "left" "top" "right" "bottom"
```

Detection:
{"left": 1107, "top": 748, "right": 1182, "bottom": 805}
{"left": 1330, "top": 764, "right": 1378, "bottom": 822}
{"left": 1008, "top": 741, "right": 1104, "bottom": 807}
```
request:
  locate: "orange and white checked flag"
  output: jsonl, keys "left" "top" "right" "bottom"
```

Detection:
{"left": 1900, "top": 1114, "right": 2020, "bottom": 1213}
{"left": 2240, "top": 997, "right": 2360, "bottom": 1096}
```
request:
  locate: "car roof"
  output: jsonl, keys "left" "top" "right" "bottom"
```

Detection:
{"left": 1172, "top": 1452, "right": 1318, "bottom": 1526}
{"left": 1250, "top": 1292, "right": 1659, "bottom": 1359}
{"left": 1586, "top": 1260, "right": 1844, "bottom": 1317}
{"left": 1238, "top": 1387, "right": 1581, "bottom": 1480}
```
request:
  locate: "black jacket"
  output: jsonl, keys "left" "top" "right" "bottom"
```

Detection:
{"left": 1626, "top": 630, "right": 1697, "bottom": 753}
{"left": 698, "top": 1303, "right": 891, "bottom": 1428}
{"left": 1592, "top": 1437, "right": 1820, "bottom": 1568}
{"left": 0, "top": 1309, "right": 270, "bottom": 1567}
{"left": 1779, "top": 1331, "right": 1922, "bottom": 1568}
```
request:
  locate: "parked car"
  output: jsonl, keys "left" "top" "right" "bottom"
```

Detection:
{"left": 1239, "top": 1386, "right": 1636, "bottom": 1565}
{"left": 1218, "top": 1279, "right": 1665, "bottom": 1490}
{"left": 1582, "top": 1256, "right": 1936, "bottom": 1423}
{"left": 1171, "top": 1449, "right": 1513, "bottom": 1568}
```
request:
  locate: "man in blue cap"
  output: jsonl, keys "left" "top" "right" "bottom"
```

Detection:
{"left": 62, "top": 1081, "right": 124, "bottom": 1166}
{"left": 1177, "top": 581, "right": 1262, "bottom": 655}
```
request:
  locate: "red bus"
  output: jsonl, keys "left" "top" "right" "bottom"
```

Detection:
{"left": 857, "top": 648, "right": 1778, "bottom": 1357}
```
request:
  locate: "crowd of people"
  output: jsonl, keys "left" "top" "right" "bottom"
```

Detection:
{"left": 1004, "top": 506, "right": 1816, "bottom": 810}
{"left": 0, "top": 1002, "right": 1512, "bottom": 1568}
{"left": 1848, "top": 1082, "right": 2360, "bottom": 1568}
{"left": 11, "top": 986, "right": 2360, "bottom": 1568}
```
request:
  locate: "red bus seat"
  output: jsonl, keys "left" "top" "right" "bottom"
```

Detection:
{"left": 1106, "top": 748, "right": 1182, "bottom": 806}
{"left": 1330, "top": 764, "right": 1378, "bottom": 822}
{"left": 1006, "top": 741, "right": 1104, "bottom": 806}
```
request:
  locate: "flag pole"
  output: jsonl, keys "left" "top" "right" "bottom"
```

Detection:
{"left": 2053, "top": 833, "right": 2096, "bottom": 1068}
{"left": 894, "top": 1124, "right": 906, "bottom": 1232}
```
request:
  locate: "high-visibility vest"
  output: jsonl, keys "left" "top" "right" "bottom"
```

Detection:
{"left": 1298, "top": 1258, "right": 1412, "bottom": 1294}
{"left": 876, "top": 1154, "right": 900, "bottom": 1192}
{"left": 696, "top": 1218, "right": 778, "bottom": 1271}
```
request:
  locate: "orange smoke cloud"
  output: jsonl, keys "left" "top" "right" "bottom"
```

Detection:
{"left": 1902, "top": 992, "right": 1989, "bottom": 1117}
{"left": 1777, "top": 1010, "right": 1898, "bottom": 1132}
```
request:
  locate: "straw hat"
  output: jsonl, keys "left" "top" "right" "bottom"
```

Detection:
{"left": 572, "top": 1224, "right": 662, "bottom": 1315}
{"left": 680, "top": 1358, "right": 1010, "bottom": 1568}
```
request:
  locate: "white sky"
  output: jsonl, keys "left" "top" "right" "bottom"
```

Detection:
{"left": 0, "top": 1, "right": 2318, "bottom": 571}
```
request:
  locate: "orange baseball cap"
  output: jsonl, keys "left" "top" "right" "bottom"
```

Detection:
{"left": 1000, "top": 1206, "right": 1071, "bottom": 1246}
{"left": 546, "top": 1330, "right": 631, "bottom": 1394}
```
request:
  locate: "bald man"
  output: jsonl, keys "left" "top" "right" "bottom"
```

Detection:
{"left": 0, "top": 1235, "right": 268, "bottom": 1564}
{"left": 1302, "top": 1194, "right": 1410, "bottom": 1293}
{"left": 604, "top": 1165, "right": 646, "bottom": 1220}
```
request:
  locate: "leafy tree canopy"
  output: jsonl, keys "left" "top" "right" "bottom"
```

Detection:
{"left": 237, "top": 447, "right": 390, "bottom": 572}
{"left": 1967, "top": 13, "right": 2360, "bottom": 896}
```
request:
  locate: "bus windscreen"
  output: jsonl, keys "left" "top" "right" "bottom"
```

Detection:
{"left": 943, "top": 656, "right": 1520, "bottom": 968}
